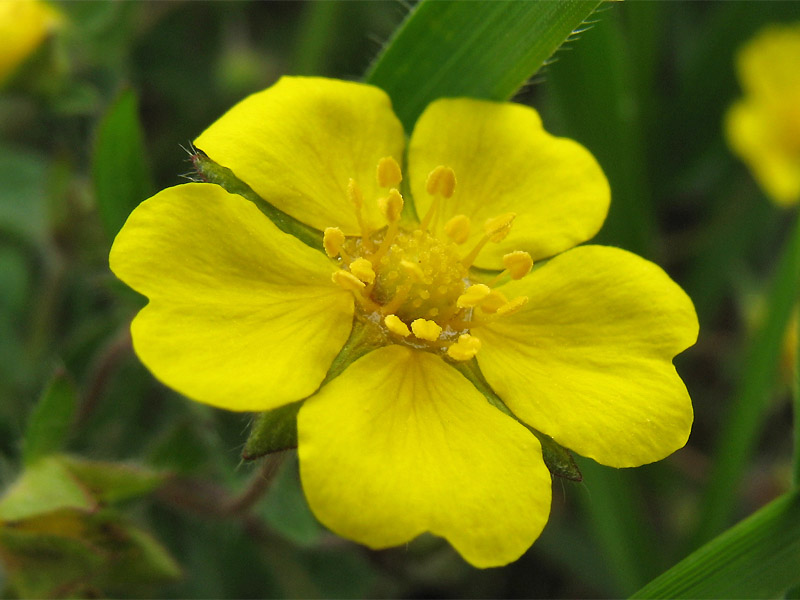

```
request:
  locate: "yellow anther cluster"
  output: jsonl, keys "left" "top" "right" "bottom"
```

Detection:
{"left": 378, "top": 189, "right": 404, "bottom": 222}
{"left": 323, "top": 227, "right": 346, "bottom": 258}
{"left": 411, "top": 318, "right": 442, "bottom": 341}
{"left": 377, "top": 156, "right": 403, "bottom": 188}
{"left": 446, "top": 334, "right": 482, "bottom": 361}
{"left": 349, "top": 258, "right": 375, "bottom": 285}
{"left": 502, "top": 251, "right": 533, "bottom": 280}
{"left": 325, "top": 161, "right": 535, "bottom": 363}
{"left": 457, "top": 284, "right": 491, "bottom": 308}
{"left": 426, "top": 166, "right": 457, "bottom": 198}
{"left": 484, "top": 212, "right": 516, "bottom": 243}
{"left": 444, "top": 214, "right": 470, "bottom": 244}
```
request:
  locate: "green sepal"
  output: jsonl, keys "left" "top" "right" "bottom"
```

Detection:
{"left": 453, "top": 358, "right": 582, "bottom": 482}
{"left": 57, "top": 455, "right": 164, "bottom": 505}
{"left": 191, "top": 152, "right": 323, "bottom": 252}
{"left": 242, "top": 317, "right": 386, "bottom": 461}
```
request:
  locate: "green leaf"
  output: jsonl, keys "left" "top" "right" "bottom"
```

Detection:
{"left": 92, "top": 88, "right": 154, "bottom": 239}
{"left": 633, "top": 490, "right": 800, "bottom": 599}
{"left": 0, "top": 456, "right": 94, "bottom": 521}
{"left": 693, "top": 212, "right": 800, "bottom": 547}
{"left": 22, "top": 367, "right": 77, "bottom": 466}
{"left": 260, "top": 454, "right": 325, "bottom": 547}
{"left": 366, "top": 0, "right": 602, "bottom": 132}
{"left": 58, "top": 456, "right": 164, "bottom": 504}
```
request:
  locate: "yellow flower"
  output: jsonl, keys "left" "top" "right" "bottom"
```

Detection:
{"left": 109, "top": 77, "right": 698, "bottom": 568}
{"left": 0, "top": 0, "right": 61, "bottom": 86}
{"left": 726, "top": 23, "right": 800, "bottom": 206}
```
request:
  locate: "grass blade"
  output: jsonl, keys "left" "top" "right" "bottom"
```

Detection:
{"left": 366, "top": 0, "right": 602, "bottom": 132}
{"left": 633, "top": 490, "right": 800, "bottom": 599}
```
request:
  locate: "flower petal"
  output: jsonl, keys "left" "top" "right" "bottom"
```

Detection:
{"left": 473, "top": 245, "right": 697, "bottom": 468}
{"left": 408, "top": 98, "right": 609, "bottom": 269}
{"left": 726, "top": 99, "right": 800, "bottom": 206}
{"left": 298, "top": 345, "right": 551, "bottom": 568}
{"left": 110, "top": 183, "right": 353, "bottom": 412}
{"left": 194, "top": 76, "right": 405, "bottom": 235}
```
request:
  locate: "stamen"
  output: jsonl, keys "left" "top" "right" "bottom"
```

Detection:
{"left": 419, "top": 166, "right": 456, "bottom": 232}
{"left": 381, "top": 285, "right": 411, "bottom": 315}
{"left": 377, "top": 156, "right": 402, "bottom": 188}
{"left": 444, "top": 214, "right": 471, "bottom": 244}
{"left": 323, "top": 227, "right": 346, "bottom": 258}
{"left": 446, "top": 334, "right": 482, "bottom": 361}
{"left": 400, "top": 259, "right": 426, "bottom": 283}
{"left": 378, "top": 189, "right": 404, "bottom": 223}
{"left": 484, "top": 212, "right": 516, "bottom": 242}
{"left": 502, "top": 251, "right": 533, "bottom": 279}
{"left": 384, "top": 314, "right": 411, "bottom": 337}
{"left": 347, "top": 178, "right": 371, "bottom": 247}
{"left": 411, "top": 318, "right": 442, "bottom": 341}
{"left": 461, "top": 212, "right": 517, "bottom": 267}
{"left": 426, "top": 166, "right": 456, "bottom": 198}
{"left": 480, "top": 289, "right": 508, "bottom": 314}
{"left": 496, "top": 296, "right": 529, "bottom": 317}
{"left": 456, "top": 284, "right": 491, "bottom": 308}
{"left": 332, "top": 270, "right": 365, "bottom": 292}
{"left": 350, "top": 258, "right": 375, "bottom": 285}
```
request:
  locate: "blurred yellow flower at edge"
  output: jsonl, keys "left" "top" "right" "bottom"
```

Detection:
{"left": 726, "top": 23, "right": 800, "bottom": 206}
{"left": 0, "top": 0, "right": 61, "bottom": 86}
{"left": 109, "top": 77, "right": 698, "bottom": 568}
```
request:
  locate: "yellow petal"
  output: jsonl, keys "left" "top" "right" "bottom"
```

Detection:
{"left": 298, "top": 345, "right": 551, "bottom": 568}
{"left": 737, "top": 23, "right": 800, "bottom": 103}
{"left": 0, "top": 0, "right": 61, "bottom": 85}
{"left": 408, "top": 98, "right": 609, "bottom": 269}
{"left": 726, "top": 98, "right": 800, "bottom": 206}
{"left": 110, "top": 183, "right": 353, "bottom": 412}
{"left": 194, "top": 76, "right": 405, "bottom": 235}
{"left": 473, "top": 245, "right": 698, "bottom": 468}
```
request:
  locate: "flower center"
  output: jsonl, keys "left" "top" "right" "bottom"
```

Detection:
{"left": 325, "top": 158, "right": 532, "bottom": 362}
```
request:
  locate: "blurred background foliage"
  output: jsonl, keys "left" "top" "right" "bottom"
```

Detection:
{"left": 0, "top": 1, "right": 799, "bottom": 598}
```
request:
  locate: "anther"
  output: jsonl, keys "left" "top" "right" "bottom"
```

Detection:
{"left": 426, "top": 166, "right": 456, "bottom": 198}
{"left": 502, "top": 251, "right": 533, "bottom": 280}
{"left": 411, "top": 318, "right": 442, "bottom": 341}
{"left": 446, "top": 334, "right": 482, "bottom": 361}
{"left": 456, "top": 284, "right": 491, "bottom": 308}
{"left": 400, "top": 259, "right": 426, "bottom": 283}
{"left": 349, "top": 258, "right": 375, "bottom": 285}
{"left": 378, "top": 189, "right": 404, "bottom": 223}
{"left": 377, "top": 156, "right": 402, "bottom": 188}
{"left": 496, "top": 296, "right": 529, "bottom": 317}
{"left": 384, "top": 314, "right": 411, "bottom": 337}
{"left": 323, "top": 227, "right": 346, "bottom": 258}
{"left": 480, "top": 289, "right": 508, "bottom": 314}
{"left": 484, "top": 213, "right": 516, "bottom": 242}
{"left": 444, "top": 214, "right": 471, "bottom": 244}
{"left": 332, "top": 270, "right": 365, "bottom": 292}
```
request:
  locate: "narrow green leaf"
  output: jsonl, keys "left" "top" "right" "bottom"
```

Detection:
{"left": 693, "top": 212, "right": 800, "bottom": 547}
{"left": 22, "top": 367, "right": 77, "bottom": 466}
{"left": 633, "top": 490, "right": 800, "bottom": 599}
{"left": 59, "top": 456, "right": 164, "bottom": 504}
{"left": 366, "top": 0, "right": 602, "bottom": 132}
{"left": 92, "top": 88, "right": 154, "bottom": 239}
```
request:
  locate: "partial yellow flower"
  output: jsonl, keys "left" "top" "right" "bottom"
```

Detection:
{"left": 726, "top": 23, "right": 800, "bottom": 206}
{"left": 110, "top": 77, "right": 698, "bottom": 568}
{"left": 0, "top": 0, "right": 61, "bottom": 86}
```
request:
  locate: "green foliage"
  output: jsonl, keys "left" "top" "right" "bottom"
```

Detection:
{"left": 22, "top": 369, "right": 77, "bottom": 466}
{"left": 2, "top": 1, "right": 800, "bottom": 597}
{"left": 367, "top": 0, "right": 602, "bottom": 131}
{"left": 92, "top": 89, "right": 154, "bottom": 239}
